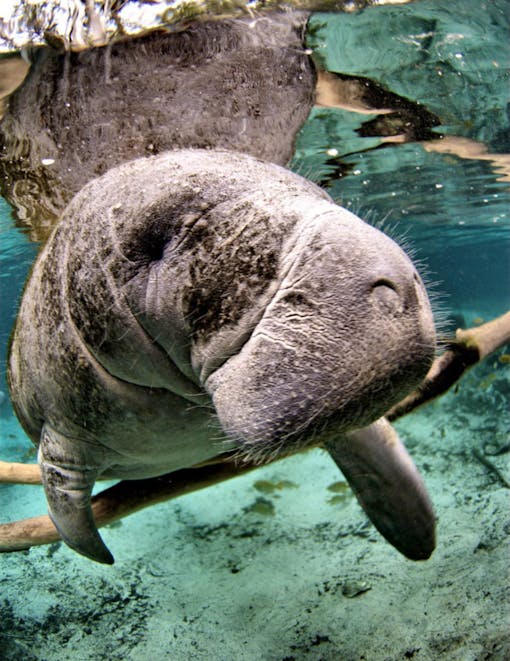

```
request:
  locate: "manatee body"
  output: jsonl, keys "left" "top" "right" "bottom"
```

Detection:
{"left": 8, "top": 149, "right": 436, "bottom": 564}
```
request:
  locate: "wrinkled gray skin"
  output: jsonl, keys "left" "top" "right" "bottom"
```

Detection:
{"left": 9, "top": 149, "right": 436, "bottom": 564}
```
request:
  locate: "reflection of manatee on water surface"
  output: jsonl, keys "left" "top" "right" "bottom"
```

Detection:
{"left": 3, "top": 11, "right": 437, "bottom": 566}
{"left": 8, "top": 149, "right": 437, "bottom": 565}
{"left": 0, "top": 12, "right": 315, "bottom": 239}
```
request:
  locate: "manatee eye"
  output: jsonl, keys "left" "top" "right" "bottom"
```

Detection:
{"left": 145, "top": 238, "right": 166, "bottom": 262}
{"left": 124, "top": 228, "right": 169, "bottom": 264}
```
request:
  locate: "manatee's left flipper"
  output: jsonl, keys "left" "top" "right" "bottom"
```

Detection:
{"left": 325, "top": 417, "right": 435, "bottom": 561}
{"left": 38, "top": 424, "right": 114, "bottom": 564}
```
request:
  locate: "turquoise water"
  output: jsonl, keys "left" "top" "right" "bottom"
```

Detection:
{"left": 0, "top": 198, "right": 38, "bottom": 401}
{"left": 0, "top": 1, "right": 509, "bottom": 659}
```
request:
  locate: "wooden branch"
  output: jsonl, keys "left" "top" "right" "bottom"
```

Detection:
{"left": 1, "top": 310, "right": 508, "bottom": 554}
{"left": 455, "top": 310, "right": 510, "bottom": 359}
{"left": 0, "top": 460, "right": 41, "bottom": 484}
{"left": 0, "top": 456, "right": 257, "bottom": 552}
{"left": 387, "top": 310, "right": 510, "bottom": 421}
{"left": 471, "top": 448, "right": 510, "bottom": 489}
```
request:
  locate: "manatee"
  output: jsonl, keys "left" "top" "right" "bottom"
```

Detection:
{"left": 8, "top": 149, "right": 436, "bottom": 564}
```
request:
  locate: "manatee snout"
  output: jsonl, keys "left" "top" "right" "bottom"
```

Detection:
{"left": 206, "top": 212, "right": 435, "bottom": 461}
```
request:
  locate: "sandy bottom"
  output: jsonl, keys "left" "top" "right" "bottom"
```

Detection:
{"left": 0, "top": 317, "right": 509, "bottom": 660}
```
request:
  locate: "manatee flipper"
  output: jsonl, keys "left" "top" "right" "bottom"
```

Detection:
{"left": 38, "top": 424, "right": 114, "bottom": 564}
{"left": 325, "top": 417, "right": 435, "bottom": 561}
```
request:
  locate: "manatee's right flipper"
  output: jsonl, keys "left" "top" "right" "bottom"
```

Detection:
{"left": 38, "top": 424, "right": 114, "bottom": 564}
{"left": 325, "top": 417, "right": 435, "bottom": 561}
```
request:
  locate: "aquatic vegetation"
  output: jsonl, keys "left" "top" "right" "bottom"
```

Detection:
{"left": 326, "top": 480, "right": 349, "bottom": 493}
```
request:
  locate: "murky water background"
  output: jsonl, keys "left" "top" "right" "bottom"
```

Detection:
{"left": 0, "top": 0, "right": 509, "bottom": 659}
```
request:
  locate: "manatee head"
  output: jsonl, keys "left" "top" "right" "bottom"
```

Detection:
{"left": 110, "top": 149, "right": 435, "bottom": 462}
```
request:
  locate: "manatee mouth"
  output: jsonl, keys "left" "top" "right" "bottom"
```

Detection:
{"left": 205, "top": 318, "right": 434, "bottom": 465}
{"left": 197, "top": 287, "right": 277, "bottom": 385}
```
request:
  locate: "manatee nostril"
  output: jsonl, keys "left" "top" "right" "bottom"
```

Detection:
{"left": 370, "top": 279, "right": 402, "bottom": 313}
{"left": 372, "top": 278, "right": 398, "bottom": 293}
{"left": 412, "top": 271, "right": 424, "bottom": 291}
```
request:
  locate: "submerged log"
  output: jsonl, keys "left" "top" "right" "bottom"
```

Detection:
{"left": 0, "top": 458, "right": 258, "bottom": 551}
{"left": 387, "top": 310, "right": 510, "bottom": 421}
